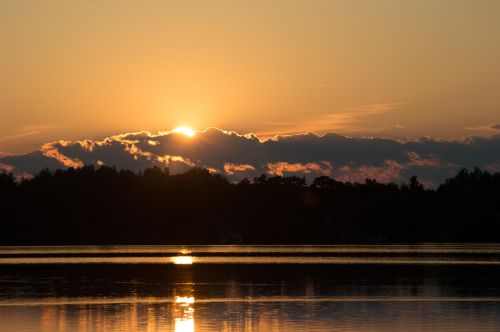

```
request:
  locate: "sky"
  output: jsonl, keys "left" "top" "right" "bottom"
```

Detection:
{"left": 1, "top": 1, "right": 500, "bottom": 185}
{"left": 1, "top": 0, "right": 499, "bottom": 154}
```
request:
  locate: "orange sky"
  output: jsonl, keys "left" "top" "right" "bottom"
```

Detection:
{"left": 1, "top": 0, "right": 500, "bottom": 153}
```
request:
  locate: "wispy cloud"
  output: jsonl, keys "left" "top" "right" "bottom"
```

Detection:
{"left": 464, "top": 123, "right": 500, "bottom": 132}
{"left": 258, "top": 102, "right": 403, "bottom": 138}
{"left": 0, "top": 124, "right": 57, "bottom": 143}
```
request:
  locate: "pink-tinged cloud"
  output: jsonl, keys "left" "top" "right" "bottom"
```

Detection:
{"left": 2, "top": 127, "right": 500, "bottom": 186}
{"left": 0, "top": 162, "right": 14, "bottom": 172}
{"left": 334, "top": 160, "right": 404, "bottom": 183}
{"left": 267, "top": 162, "right": 333, "bottom": 177}
{"left": 485, "top": 163, "right": 500, "bottom": 172}
{"left": 224, "top": 163, "right": 256, "bottom": 175}
{"left": 406, "top": 152, "right": 458, "bottom": 168}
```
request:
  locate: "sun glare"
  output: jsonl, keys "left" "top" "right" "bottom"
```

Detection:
{"left": 173, "top": 126, "right": 196, "bottom": 137}
{"left": 172, "top": 256, "right": 194, "bottom": 265}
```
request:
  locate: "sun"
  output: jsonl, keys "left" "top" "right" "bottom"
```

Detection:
{"left": 173, "top": 126, "right": 196, "bottom": 137}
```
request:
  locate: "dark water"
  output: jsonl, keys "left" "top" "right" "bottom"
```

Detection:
{"left": 1, "top": 245, "right": 500, "bottom": 331}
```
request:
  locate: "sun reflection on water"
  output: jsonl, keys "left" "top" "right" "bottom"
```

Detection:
{"left": 172, "top": 256, "right": 193, "bottom": 265}
{"left": 176, "top": 296, "right": 195, "bottom": 304}
{"left": 174, "top": 292, "right": 195, "bottom": 331}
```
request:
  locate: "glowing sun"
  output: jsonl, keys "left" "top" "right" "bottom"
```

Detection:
{"left": 173, "top": 126, "right": 196, "bottom": 137}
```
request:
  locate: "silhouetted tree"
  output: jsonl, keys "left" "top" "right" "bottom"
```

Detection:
{"left": 0, "top": 167, "right": 499, "bottom": 245}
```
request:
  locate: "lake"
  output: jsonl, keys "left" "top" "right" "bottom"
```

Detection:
{"left": 1, "top": 245, "right": 500, "bottom": 331}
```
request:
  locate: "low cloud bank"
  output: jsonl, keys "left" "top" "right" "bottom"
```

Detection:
{"left": 1, "top": 128, "right": 500, "bottom": 186}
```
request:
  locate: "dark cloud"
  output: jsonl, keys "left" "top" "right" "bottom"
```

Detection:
{"left": 0, "top": 151, "right": 63, "bottom": 175}
{"left": 491, "top": 124, "right": 500, "bottom": 130}
{"left": 2, "top": 128, "right": 500, "bottom": 186}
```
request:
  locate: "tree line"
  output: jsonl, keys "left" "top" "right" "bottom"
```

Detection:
{"left": 1, "top": 166, "right": 499, "bottom": 244}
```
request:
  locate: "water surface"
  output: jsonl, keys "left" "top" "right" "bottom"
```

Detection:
{"left": 1, "top": 245, "right": 500, "bottom": 331}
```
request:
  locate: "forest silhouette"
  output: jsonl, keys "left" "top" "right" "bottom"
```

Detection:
{"left": 1, "top": 166, "right": 499, "bottom": 245}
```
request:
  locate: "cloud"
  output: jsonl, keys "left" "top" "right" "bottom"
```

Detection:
{"left": 2, "top": 127, "right": 500, "bottom": 186}
{"left": 224, "top": 163, "right": 256, "bottom": 175}
{"left": 0, "top": 162, "right": 14, "bottom": 172}
{"left": 0, "top": 124, "right": 57, "bottom": 143}
{"left": 465, "top": 123, "right": 500, "bottom": 132}
{"left": 334, "top": 160, "right": 404, "bottom": 183}
{"left": 0, "top": 151, "right": 63, "bottom": 175}
{"left": 267, "top": 162, "right": 333, "bottom": 177}
{"left": 258, "top": 102, "right": 403, "bottom": 138}
{"left": 41, "top": 141, "right": 84, "bottom": 168}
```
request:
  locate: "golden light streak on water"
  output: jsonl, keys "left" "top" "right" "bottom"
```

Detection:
{"left": 174, "top": 294, "right": 195, "bottom": 331}
{"left": 171, "top": 256, "right": 193, "bottom": 265}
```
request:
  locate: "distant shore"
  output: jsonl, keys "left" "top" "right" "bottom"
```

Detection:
{"left": 1, "top": 166, "right": 499, "bottom": 245}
